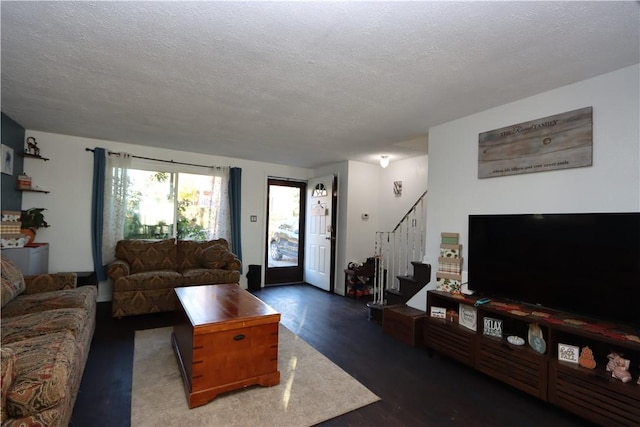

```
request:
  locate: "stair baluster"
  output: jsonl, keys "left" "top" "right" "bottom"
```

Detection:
{"left": 371, "top": 190, "right": 429, "bottom": 307}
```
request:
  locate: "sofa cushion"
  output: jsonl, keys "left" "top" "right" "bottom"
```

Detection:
{"left": 111, "top": 287, "right": 178, "bottom": 318}
{"left": 1, "top": 257, "right": 26, "bottom": 308}
{"left": 182, "top": 268, "right": 241, "bottom": 285}
{"left": 1, "top": 308, "right": 91, "bottom": 346}
{"left": 1, "top": 347, "right": 17, "bottom": 424}
{"left": 1, "top": 287, "right": 97, "bottom": 319}
{"left": 4, "top": 332, "right": 77, "bottom": 419}
{"left": 111, "top": 271, "right": 183, "bottom": 292}
{"left": 115, "top": 239, "right": 177, "bottom": 274}
{"left": 176, "top": 239, "right": 229, "bottom": 271}
{"left": 23, "top": 273, "right": 77, "bottom": 295}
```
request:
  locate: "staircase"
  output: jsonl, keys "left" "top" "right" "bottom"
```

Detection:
{"left": 369, "top": 190, "right": 430, "bottom": 317}
{"left": 386, "top": 261, "right": 431, "bottom": 305}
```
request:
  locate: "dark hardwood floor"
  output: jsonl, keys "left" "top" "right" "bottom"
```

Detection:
{"left": 72, "top": 284, "right": 594, "bottom": 426}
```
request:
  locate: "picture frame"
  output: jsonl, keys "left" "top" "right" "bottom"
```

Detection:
{"left": 430, "top": 306, "right": 446, "bottom": 319}
{"left": 478, "top": 107, "right": 593, "bottom": 179}
{"left": 459, "top": 304, "right": 477, "bottom": 331}
{"left": 393, "top": 180, "right": 402, "bottom": 195}
{"left": 558, "top": 343, "right": 580, "bottom": 364}
{"left": 1, "top": 144, "right": 14, "bottom": 175}
{"left": 483, "top": 317, "right": 503, "bottom": 338}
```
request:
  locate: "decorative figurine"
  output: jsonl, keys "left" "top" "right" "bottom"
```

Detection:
{"left": 528, "top": 323, "right": 546, "bottom": 354}
{"left": 26, "top": 137, "right": 40, "bottom": 157}
{"left": 606, "top": 352, "right": 631, "bottom": 383}
{"left": 578, "top": 346, "right": 596, "bottom": 369}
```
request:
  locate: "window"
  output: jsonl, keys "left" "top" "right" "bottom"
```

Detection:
{"left": 123, "top": 168, "right": 230, "bottom": 241}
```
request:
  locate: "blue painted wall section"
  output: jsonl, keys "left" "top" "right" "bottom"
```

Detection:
{"left": 1, "top": 112, "right": 25, "bottom": 211}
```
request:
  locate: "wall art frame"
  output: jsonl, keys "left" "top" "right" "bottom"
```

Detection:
{"left": 2, "top": 144, "right": 14, "bottom": 175}
{"left": 478, "top": 106, "right": 593, "bottom": 179}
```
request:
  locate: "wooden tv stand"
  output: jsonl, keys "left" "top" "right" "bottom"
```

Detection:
{"left": 425, "top": 290, "right": 640, "bottom": 426}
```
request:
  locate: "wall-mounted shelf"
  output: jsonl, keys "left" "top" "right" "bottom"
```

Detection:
{"left": 17, "top": 188, "right": 50, "bottom": 194}
{"left": 19, "top": 152, "right": 49, "bottom": 161}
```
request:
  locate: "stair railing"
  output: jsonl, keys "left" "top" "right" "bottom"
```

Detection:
{"left": 372, "top": 189, "right": 427, "bottom": 305}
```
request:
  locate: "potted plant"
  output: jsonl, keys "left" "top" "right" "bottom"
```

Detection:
{"left": 20, "top": 208, "right": 49, "bottom": 244}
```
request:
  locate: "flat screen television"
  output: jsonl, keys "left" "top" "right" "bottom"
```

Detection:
{"left": 468, "top": 212, "right": 640, "bottom": 328}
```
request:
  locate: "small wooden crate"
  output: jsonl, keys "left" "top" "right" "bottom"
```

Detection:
{"left": 383, "top": 305, "right": 427, "bottom": 347}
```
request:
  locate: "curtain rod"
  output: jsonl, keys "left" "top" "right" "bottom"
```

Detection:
{"left": 85, "top": 147, "right": 228, "bottom": 169}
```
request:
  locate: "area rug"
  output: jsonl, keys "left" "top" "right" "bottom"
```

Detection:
{"left": 131, "top": 325, "right": 380, "bottom": 427}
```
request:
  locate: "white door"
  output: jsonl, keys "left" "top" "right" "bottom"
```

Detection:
{"left": 304, "top": 175, "right": 335, "bottom": 291}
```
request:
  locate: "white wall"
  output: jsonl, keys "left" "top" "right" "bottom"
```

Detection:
{"left": 324, "top": 157, "right": 429, "bottom": 295}
{"left": 343, "top": 161, "right": 380, "bottom": 295}
{"left": 21, "top": 131, "right": 428, "bottom": 301}
{"left": 408, "top": 64, "right": 640, "bottom": 311}
{"left": 378, "top": 155, "right": 428, "bottom": 232}
{"left": 21, "top": 131, "right": 313, "bottom": 300}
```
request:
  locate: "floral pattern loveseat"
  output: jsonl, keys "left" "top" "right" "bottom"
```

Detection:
{"left": 107, "top": 238, "right": 241, "bottom": 317}
{"left": 1, "top": 256, "right": 96, "bottom": 427}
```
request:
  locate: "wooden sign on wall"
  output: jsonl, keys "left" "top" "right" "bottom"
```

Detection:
{"left": 478, "top": 107, "right": 592, "bottom": 179}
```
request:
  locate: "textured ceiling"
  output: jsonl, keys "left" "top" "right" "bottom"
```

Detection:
{"left": 1, "top": 2, "right": 638, "bottom": 168}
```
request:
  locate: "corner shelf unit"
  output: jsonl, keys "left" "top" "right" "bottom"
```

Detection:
{"left": 425, "top": 290, "right": 640, "bottom": 426}
{"left": 18, "top": 150, "right": 51, "bottom": 193}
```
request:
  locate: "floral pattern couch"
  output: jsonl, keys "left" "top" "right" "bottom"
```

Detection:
{"left": 1, "top": 256, "right": 96, "bottom": 427}
{"left": 107, "top": 238, "right": 241, "bottom": 317}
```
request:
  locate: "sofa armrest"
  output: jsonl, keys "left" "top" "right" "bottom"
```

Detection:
{"left": 225, "top": 257, "right": 242, "bottom": 272}
{"left": 107, "top": 259, "right": 131, "bottom": 280}
{"left": 1, "top": 347, "right": 16, "bottom": 424}
{"left": 22, "top": 273, "right": 78, "bottom": 295}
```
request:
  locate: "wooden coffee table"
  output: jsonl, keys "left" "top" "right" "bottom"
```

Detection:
{"left": 171, "top": 284, "right": 281, "bottom": 408}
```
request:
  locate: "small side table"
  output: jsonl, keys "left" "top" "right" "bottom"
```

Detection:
{"left": 74, "top": 271, "right": 98, "bottom": 286}
{"left": 1, "top": 243, "right": 49, "bottom": 275}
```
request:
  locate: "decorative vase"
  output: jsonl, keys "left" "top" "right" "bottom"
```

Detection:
{"left": 20, "top": 228, "right": 36, "bottom": 245}
{"left": 528, "top": 323, "right": 546, "bottom": 354}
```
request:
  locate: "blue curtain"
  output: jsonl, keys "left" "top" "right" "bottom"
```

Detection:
{"left": 229, "top": 167, "right": 242, "bottom": 267}
{"left": 91, "top": 148, "right": 107, "bottom": 280}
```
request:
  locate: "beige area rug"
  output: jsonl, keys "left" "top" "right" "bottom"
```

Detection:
{"left": 131, "top": 325, "right": 380, "bottom": 427}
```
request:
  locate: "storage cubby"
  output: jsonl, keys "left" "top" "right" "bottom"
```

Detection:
{"left": 424, "top": 290, "right": 640, "bottom": 426}
{"left": 424, "top": 291, "right": 476, "bottom": 366}
{"left": 547, "top": 320, "right": 640, "bottom": 426}
{"left": 476, "top": 304, "right": 549, "bottom": 399}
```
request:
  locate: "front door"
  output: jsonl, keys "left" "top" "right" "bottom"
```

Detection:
{"left": 264, "top": 179, "right": 306, "bottom": 285}
{"left": 304, "top": 175, "right": 336, "bottom": 292}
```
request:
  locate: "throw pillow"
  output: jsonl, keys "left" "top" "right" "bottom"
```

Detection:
{"left": 199, "top": 244, "right": 229, "bottom": 269}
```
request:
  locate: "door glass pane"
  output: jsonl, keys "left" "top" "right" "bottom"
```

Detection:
{"left": 268, "top": 185, "right": 300, "bottom": 268}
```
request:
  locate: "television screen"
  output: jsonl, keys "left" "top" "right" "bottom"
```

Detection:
{"left": 468, "top": 213, "right": 640, "bottom": 327}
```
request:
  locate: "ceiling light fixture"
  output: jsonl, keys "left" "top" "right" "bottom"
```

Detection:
{"left": 379, "top": 155, "right": 389, "bottom": 168}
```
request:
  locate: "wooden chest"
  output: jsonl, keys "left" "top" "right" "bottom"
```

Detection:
{"left": 383, "top": 304, "right": 427, "bottom": 347}
{"left": 172, "top": 284, "right": 281, "bottom": 408}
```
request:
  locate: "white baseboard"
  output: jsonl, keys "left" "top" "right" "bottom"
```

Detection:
{"left": 97, "top": 280, "right": 112, "bottom": 302}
